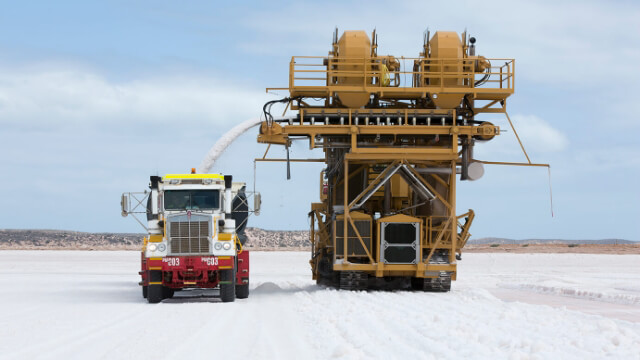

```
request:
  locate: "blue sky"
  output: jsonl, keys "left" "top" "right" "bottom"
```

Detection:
{"left": 0, "top": 0, "right": 638, "bottom": 240}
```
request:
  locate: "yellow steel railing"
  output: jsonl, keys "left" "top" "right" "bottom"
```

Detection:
{"left": 424, "top": 213, "right": 473, "bottom": 249}
{"left": 284, "top": 56, "right": 514, "bottom": 94}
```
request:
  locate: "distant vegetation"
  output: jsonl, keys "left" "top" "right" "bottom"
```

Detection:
{"left": 0, "top": 228, "right": 310, "bottom": 250}
{"left": 470, "top": 237, "right": 636, "bottom": 245}
{"left": 0, "top": 229, "right": 636, "bottom": 250}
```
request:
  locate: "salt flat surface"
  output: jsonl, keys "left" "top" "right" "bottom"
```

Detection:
{"left": 0, "top": 251, "right": 638, "bottom": 360}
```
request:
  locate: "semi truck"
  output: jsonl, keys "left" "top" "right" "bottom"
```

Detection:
{"left": 121, "top": 171, "right": 260, "bottom": 303}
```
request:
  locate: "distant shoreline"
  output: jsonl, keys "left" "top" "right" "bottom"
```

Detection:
{"left": 0, "top": 228, "right": 637, "bottom": 254}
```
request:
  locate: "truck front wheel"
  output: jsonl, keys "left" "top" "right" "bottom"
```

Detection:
{"left": 163, "top": 287, "right": 175, "bottom": 299}
{"left": 219, "top": 269, "right": 236, "bottom": 303}
{"left": 147, "top": 284, "right": 164, "bottom": 303}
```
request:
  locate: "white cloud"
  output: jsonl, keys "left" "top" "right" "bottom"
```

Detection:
{"left": 575, "top": 146, "right": 640, "bottom": 172}
{"left": 239, "top": 0, "right": 640, "bottom": 89}
{"left": 509, "top": 114, "right": 569, "bottom": 153}
{"left": 475, "top": 113, "right": 568, "bottom": 162}
{"left": 0, "top": 64, "right": 270, "bottom": 129}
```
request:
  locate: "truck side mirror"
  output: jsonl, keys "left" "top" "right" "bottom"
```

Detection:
{"left": 254, "top": 193, "right": 261, "bottom": 216}
{"left": 121, "top": 194, "right": 129, "bottom": 217}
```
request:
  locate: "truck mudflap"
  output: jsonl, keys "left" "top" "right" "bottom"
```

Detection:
{"left": 236, "top": 251, "right": 250, "bottom": 285}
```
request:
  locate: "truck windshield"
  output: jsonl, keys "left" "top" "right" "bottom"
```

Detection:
{"left": 164, "top": 190, "right": 220, "bottom": 211}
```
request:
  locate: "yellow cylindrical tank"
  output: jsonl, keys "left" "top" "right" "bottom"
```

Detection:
{"left": 332, "top": 31, "right": 372, "bottom": 108}
{"left": 423, "top": 31, "right": 465, "bottom": 109}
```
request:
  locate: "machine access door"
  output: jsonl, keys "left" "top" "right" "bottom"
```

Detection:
{"left": 378, "top": 214, "right": 421, "bottom": 264}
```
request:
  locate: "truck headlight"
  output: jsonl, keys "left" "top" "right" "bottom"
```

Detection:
{"left": 157, "top": 243, "right": 166, "bottom": 252}
{"left": 148, "top": 244, "right": 157, "bottom": 252}
{"left": 222, "top": 242, "right": 232, "bottom": 250}
{"left": 214, "top": 242, "right": 223, "bottom": 250}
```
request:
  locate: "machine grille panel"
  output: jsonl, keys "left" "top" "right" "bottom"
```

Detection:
{"left": 169, "top": 221, "right": 210, "bottom": 255}
{"left": 379, "top": 221, "right": 420, "bottom": 264}
{"left": 383, "top": 223, "right": 416, "bottom": 244}
{"left": 335, "top": 219, "right": 372, "bottom": 256}
{"left": 384, "top": 246, "right": 417, "bottom": 263}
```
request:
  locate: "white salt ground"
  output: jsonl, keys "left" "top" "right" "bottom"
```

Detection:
{"left": 0, "top": 251, "right": 638, "bottom": 359}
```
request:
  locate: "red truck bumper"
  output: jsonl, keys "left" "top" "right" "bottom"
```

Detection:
{"left": 140, "top": 251, "right": 250, "bottom": 289}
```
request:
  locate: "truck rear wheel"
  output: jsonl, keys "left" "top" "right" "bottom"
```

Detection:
{"left": 142, "top": 285, "right": 148, "bottom": 299}
{"left": 147, "top": 284, "right": 164, "bottom": 303}
{"left": 219, "top": 269, "right": 236, "bottom": 303}
{"left": 236, "top": 281, "right": 249, "bottom": 299}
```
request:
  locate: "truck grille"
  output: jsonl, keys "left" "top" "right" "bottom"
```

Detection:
{"left": 168, "top": 220, "right": 210, "bottom": 255}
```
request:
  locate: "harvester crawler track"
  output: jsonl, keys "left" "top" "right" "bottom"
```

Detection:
{"left": 339, "top": 271, "right": 368, "bottom": 291}
{"left": 423, "top": 274, "right": 452, "bottom": 292}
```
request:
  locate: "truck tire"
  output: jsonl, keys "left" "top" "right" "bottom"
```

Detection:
{"left": 163, "top": 287, "right": 175, "bottom": 299}
{"left": 147, "top": 284, "right": 164, "bottom": 303}
{"left": 142, "top": 285, "right": 148, "bottom": 299}
{"left": 236, "top": 281, "right": 249, "bottom": 299}
{"left": 219, "top": 269, "right": 236, "bottom": 303}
